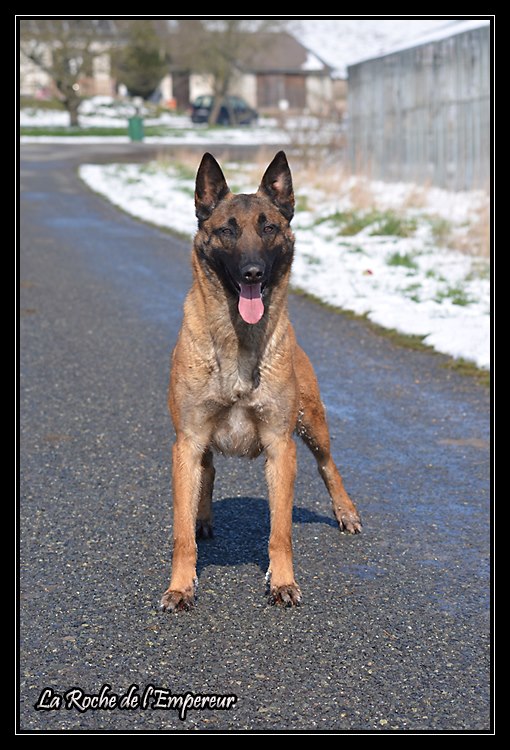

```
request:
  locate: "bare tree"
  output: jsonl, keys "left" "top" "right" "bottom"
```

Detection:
{"left": 20, "top": 19, "right": 115, "bottom": 127}
{"left": 169, "top": 20, "right": 280, "bottom": 125}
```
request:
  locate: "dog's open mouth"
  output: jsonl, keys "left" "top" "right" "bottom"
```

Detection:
{"left": 238, "top": 282, "right": 264, "bottom": 325}
{"left": 222, "top": 265, "right": 266, "bottom": 325}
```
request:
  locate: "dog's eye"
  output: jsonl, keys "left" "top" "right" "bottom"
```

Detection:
{"left": 221, "top": 227, "right": 233, "bottom": 236}
{"left": 263, "top": 224, "right": 275, "bottom": 234}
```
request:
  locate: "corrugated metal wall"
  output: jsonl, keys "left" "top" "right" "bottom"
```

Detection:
{"left": 347, "top": 25, "right": 490, "bottom": 190}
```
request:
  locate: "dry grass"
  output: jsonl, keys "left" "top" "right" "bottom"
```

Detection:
{"left": 347, "top": 178, "right": 375, "bottom": 210}
{"left": 153, "top": 149, "right": 198, "bottom": 171}
{"left": 402, "top": 184, "right": 428, "bottom": 209}
{"left": 290, "top": 162, "right": 344, "bottom": 192}
{"left": 451, "top": 202, "right": 490, "bottom": 258}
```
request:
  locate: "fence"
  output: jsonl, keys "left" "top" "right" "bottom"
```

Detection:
{"left": 347, "top": 24, "right": 490, "bottom": 191}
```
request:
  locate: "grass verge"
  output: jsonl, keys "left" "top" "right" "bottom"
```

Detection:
{"left": 20, "top": 126, "right": 180, "bottom": 137}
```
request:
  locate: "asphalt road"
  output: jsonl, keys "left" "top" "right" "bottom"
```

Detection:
{"left": 19, "top": 144, "right": 491, "bottom": 732}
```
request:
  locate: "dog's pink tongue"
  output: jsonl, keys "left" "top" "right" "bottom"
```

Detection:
{"left": 238, "top": 283, "right": 264, "bottom": 324}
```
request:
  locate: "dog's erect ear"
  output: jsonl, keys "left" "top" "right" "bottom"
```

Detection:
{"left": 258, "top": 151, "right": 294, "bottom": 222}
{"left": 195, "top": 152, "right": 230, "bottom": 223}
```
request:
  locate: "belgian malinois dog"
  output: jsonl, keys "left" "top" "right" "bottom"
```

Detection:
{"left": 160, "top": 151, "right": 361, "bottom": 612}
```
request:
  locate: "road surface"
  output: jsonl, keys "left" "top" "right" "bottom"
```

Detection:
{"left": 19, "top": 144, "right": 491, "bottom": 732}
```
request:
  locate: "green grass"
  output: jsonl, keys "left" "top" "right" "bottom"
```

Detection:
{"left": 314, "top": 210, "right": 372, "bottom": 235}
{"left": 427, "top": 216, "right": 452, "bottom": 245}
{"left": 338, "top": 212, "right": 374, "bottom": 235}
{"left": 303, "top": 254, "right": 322, "bottom": 266}
{"left": 444, "top": 358, "right": 490, "bottom": 387}
{"left": 434, "top": 285, "right": 472, "bottom": 306}
{"left": 387, "top": 252, "right": 419, "bottom": 270}
{"left": 295, "top": 194, "right": 310, "bottom": 212}
{"left": 315, "top": 209, "right": 418, "bottom": 238}
{"left": 138, "top": 162, "right": 161, "bottom": 176}
{"left": 402, "top": 282, "right": 422, "bottom": 302}
{"left": 371, "top": 212, "right": 417, "bottom": 237}
{"left": 20, "top": 125, "right": 178, "bottom": 137}
{"left": 425, "top": 269, "right": 441, "bottom": 281}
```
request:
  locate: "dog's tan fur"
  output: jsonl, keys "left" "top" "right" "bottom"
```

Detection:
{"left": 160, "top": 152, "right": 361, "bottom": 611}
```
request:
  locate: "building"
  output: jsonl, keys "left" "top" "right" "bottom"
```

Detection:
{"left": 20, "top": 21, "right": 333, "bottom": 115}
{"left": 347, "top": 20, "right": 491, "bottom": 190}
{"left": 164, "top": 32, "right": 333, "bottom": 114}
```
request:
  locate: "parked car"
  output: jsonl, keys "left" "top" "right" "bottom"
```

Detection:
{"left": 191, "top": 95, "right": 258, "bottom": 126}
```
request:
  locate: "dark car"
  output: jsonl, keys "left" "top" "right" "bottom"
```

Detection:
{"left": 191, "top": 95, "right": 258, "bottom": 126}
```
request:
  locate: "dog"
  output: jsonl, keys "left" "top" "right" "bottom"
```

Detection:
{"left": 160, "top": 151, "right": 361, "bottom": 611}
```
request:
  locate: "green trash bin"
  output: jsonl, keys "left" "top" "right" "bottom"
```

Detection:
{"left": 128, "top": 116, "right": 144, "bottom": 142}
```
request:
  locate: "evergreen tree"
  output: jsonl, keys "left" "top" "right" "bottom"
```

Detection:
{"left": 115, "top": 21, "right": 167, "bottom": 100}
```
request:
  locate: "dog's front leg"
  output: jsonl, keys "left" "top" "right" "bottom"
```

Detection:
{"left": 264, "top": 436, "right": 301, "bottom": 606}
{"left": 160, "top": 437, "right": 204, "bottom": 612}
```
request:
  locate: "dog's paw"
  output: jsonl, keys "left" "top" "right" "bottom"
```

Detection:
{"left": 269, "top": 583, "right": 302, "bottom": 607}
{"left": 335, "top": 507, "right": 362, "bottom": 534}
{"left": 159, "top": 587, "right": 195, "bottom": 613}
{"left": 196, "top": 519, "right": 214, "bottom": 539}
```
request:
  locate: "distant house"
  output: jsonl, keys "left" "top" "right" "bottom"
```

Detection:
{"left": 20, "top": 19, "right": 119, "bottom": 98}
{"left": 20, "top": 22, "right": 333, "bottom": 115}
{"left": 164, "top": 32, "right": 333, "bottom": 113}
{"left": 347, "top": 20, "right": 491, "bottom": 190}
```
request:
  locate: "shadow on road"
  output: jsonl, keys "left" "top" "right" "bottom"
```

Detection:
{"left": 197, "top": 496, "right": 336, "bottom": 576}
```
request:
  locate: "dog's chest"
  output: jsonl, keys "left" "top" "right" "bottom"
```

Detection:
{"left": 207, "top": 351, "right": 265, "bottom": 458}
{"left": 210, "top": 400, "right": 262, "bottom": 458}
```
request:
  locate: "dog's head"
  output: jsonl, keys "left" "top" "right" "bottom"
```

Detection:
{"left": 193, "top": 151, "right": 295, "bottom": 325}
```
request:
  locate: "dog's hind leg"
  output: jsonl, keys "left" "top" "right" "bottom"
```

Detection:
{"left": 294, "top": 347, "right": 362, "bottom": 534}
{"left": 196, "top": 449, "right": 215, "bottom": 539}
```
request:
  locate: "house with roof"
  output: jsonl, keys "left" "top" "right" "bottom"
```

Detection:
{"left": 164, "top": 31, "right": 333, "bottom": 114}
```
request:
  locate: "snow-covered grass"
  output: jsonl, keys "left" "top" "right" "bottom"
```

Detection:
{"left": 79, "top": 159, "right": 490, "bottom": 370}
{"left": 20, "top": 95, "right": 196, "bottom": 128}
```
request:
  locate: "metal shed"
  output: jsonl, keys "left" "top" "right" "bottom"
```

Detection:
{"left": 347, "top": 21, "right": 491, "bottom": 190}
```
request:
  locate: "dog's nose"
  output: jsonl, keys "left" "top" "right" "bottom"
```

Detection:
{"left": 240, "top": 263, "right": 265, "bottom": 283}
